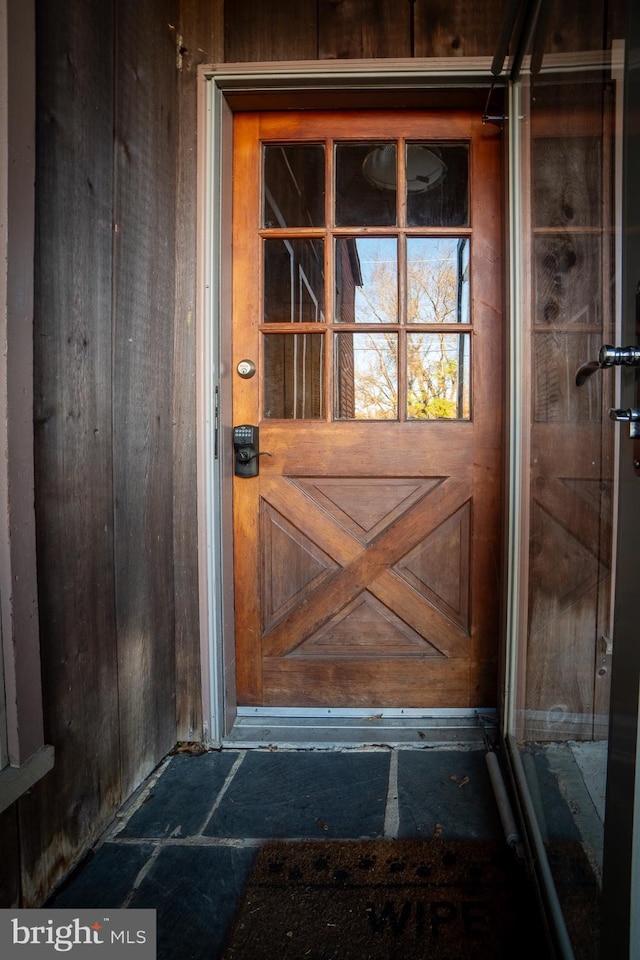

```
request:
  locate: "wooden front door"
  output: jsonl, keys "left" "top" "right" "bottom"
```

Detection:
{"left": 232, "top": 110, "right": 502, "bottom": 709}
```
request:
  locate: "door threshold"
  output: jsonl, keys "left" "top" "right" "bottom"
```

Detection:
{"left": 224, "top": 708, "right": 496, "bottom": 748}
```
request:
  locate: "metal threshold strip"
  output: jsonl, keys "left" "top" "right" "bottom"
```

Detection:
{"left": 225, "top": 707, "right": 497, "bottom": 749}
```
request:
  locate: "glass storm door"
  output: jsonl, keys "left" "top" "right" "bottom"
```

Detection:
{"left": 503, "top": 6, "right": 640, "bottom": 953}
{"left": 231, "top": 111, "right": 503, "bottom": 709}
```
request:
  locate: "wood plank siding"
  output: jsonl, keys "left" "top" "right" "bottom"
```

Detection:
{"left": 2, "top": 0, "right": 621, "bottom": 908}
{"left": 27, "top": 0, "right": 121, "bottom": 906}
{"left": 0, "top": 805, "right": 20, "bottom": 906}
{"left": 112, "top": 0, "right": 179, "bottom": 799}
{"left": 13, "top": 0, "right": 214, "bottom": 906}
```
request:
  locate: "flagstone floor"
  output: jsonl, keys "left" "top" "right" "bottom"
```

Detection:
{"left": 47, "top": 744, "right": 599, "bottom": 959}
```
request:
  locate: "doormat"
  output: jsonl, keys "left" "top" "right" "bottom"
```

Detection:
{"left": 221, "top": 838, "right": 548, "bottom": 960}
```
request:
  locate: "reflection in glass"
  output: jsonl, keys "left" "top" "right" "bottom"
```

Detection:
{"left": 407, "top": 333, "right": 470, "bottom": 420}
{"left": 532, "top": 137, "right": 602, "bottom": 229}
{"left": 407, "top": 238, "right": 469, "bottom": 324}
{"left": 263, "top": 334, "right": 324, "bottom": 419}
{"left": 334, "top": 332, "right": 398, "bottom": 420}
{"left": 518, "top": 74, "right": 615, "bottom": 959}
{"left": 335, "top": 238, "right": 398, "bottom": 324}
{"left": 407, "top": 144, "right": 469, "bottom": 227}
{"left": 263, "top": 144, "right": 325, "bottom": 228}
{"left": 263, "top": 238, "right": 325, "bottom": 324}
{"left": 534, "top": 234, "right": 602, "bottom": 326}
{"left": 335, "top": 142, "right": 397, "bottom": 227}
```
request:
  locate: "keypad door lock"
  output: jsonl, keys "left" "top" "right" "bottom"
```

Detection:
{"left": 232, "top": 424, "right": 271, "bottom": 478}
{"left": 233, "top": 424, "right": 259, "bottom": 477}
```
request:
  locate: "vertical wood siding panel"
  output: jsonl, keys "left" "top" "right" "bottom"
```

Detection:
{"left": 224, "top": 0, "right": 317, "bottom": 62}
{"left": 114, "top": 0, "right": 179, "bottom": 795}
{"left": 318, "top": 0, "right": 411, "bottom": 59}
{"left": 0, "top": 805, "right": 20, "bottom": 905}
{"left": 414, "top": 0, "right": 507, "bottom": 58}
{"left": 541, "top": 0, "right": 608, "bottom": 54}
{"left": 172, "top": 0, "right": 223, "bottom": 740}
{"left": 25, "top": 0, "right": 120, "bottom": 905}
{"left": 606, "top": 0, "right": 627, "bottom": 44}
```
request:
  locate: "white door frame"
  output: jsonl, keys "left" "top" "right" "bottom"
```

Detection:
{"left": 196, "top": 58, "right": 505, "bottom": 744}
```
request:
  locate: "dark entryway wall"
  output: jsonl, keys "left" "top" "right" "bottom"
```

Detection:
{"left": 0, "top": 0, "right": 623, "bottom": 911}
{"left": 1, "top": 0, "right": 214, "bottom": 907}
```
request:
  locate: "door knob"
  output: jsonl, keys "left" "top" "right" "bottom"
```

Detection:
{"left": 575, "top": 344, "right": 640, "bottom": 386}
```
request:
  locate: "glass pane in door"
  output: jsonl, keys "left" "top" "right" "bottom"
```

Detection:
{"left": 263, "top": 333, "right": 324, "bottom": 419}
{"left": 263, "top": 144, "right": 325, "bottom": 228}
{"left": 407, "top": 238, "right": 470, "bottom": 324}
{"left": 525, "top": 101, "right": 614, "bottom": 725}
{"left": 507, "top": 10, "right": 624, "bottom": 957}
{"left": 334, "top": 332, "right": 398, "bottom": 420}
{"left": 407, "top": 332, "right": 470, "bottom": 420}
{"left": 263, "top": 238, "right": 325, "bottom": 324}
{"left": 335, "top": 142, "right": 397, "bottom": 226}
{"left": 406, "top": 143, "right": 469, "bottom": 227}
{"left": 335, "top": 237, "right": 398, "bottom": 324}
